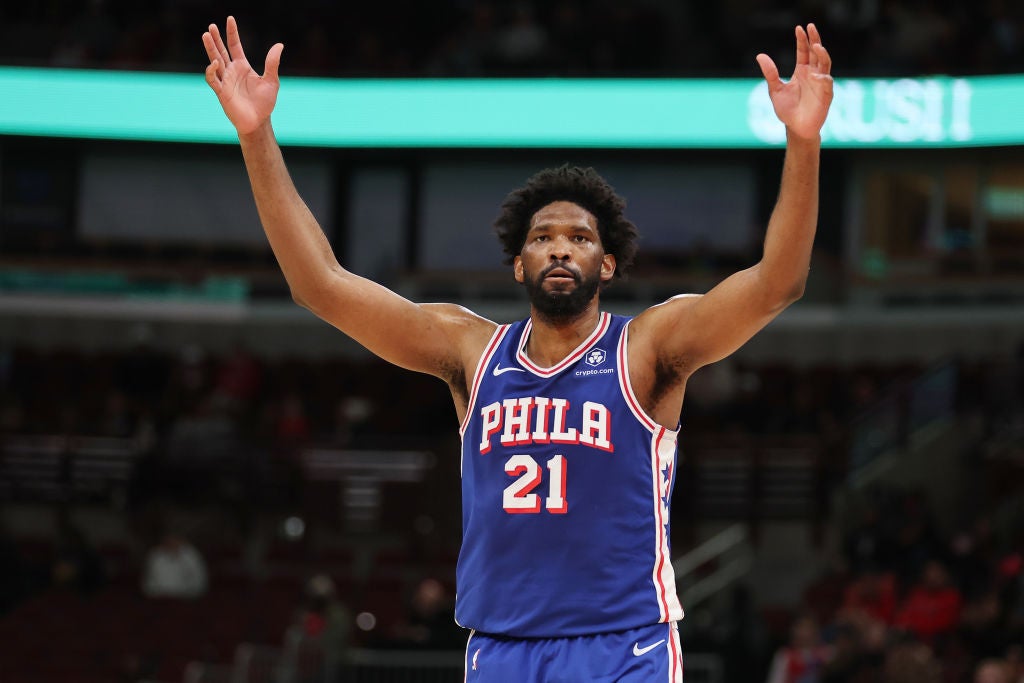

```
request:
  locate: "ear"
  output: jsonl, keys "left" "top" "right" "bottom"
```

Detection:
{"left": 600, "top": 254, "right": 616, "bottom": 282}
{"left": 513, "top": 256, "right": 524, "bottom": 284}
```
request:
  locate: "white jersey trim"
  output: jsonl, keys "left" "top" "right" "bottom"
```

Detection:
{"left": 459, "top": 324, "right": 511, "bottom": 447}
{"left": 463, "top": 629, "right": 476, "bottom": 682}
{"left": 650, "top": 427, "right": 684, "bottom": 624}
{"left": 668, "top": 622, "right": 683, "bottom": 683}
{"left": 516, "top": 311, "right": 611, "bottom": 378}
{"left": 616, "top": 321, "right": 681, "bottom": 436}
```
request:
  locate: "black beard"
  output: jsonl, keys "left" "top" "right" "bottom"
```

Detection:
{"left": 523, "top": 266, "right": 601, "bottom": 322}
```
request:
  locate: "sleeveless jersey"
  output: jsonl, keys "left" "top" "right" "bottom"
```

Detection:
{"left": 455, "top": 312, "right": 684, "bottom": 638}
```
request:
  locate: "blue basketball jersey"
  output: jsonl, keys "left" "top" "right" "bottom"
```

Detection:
{"left": 456, "top": 312, "right": 684, "bottom": 637}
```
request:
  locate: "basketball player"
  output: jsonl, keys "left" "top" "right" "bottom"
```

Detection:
{"left": 202, "top": 17, "right": 833, "bottom": 681}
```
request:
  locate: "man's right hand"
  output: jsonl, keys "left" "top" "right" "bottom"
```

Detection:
{"left": 202, "top": 16, "right": 284, "bottom": 135}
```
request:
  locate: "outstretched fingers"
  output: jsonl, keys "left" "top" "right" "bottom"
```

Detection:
{"left": 807, "top": 23, "right": 831, "bottom": 74}
{"left": 202, "top": 32, "right": 216, "bottom": 65}
{"left": 812, "top": 43, "right": 832, "bottom": 76}
{"left": 201, "top": 30, "right": 227, "bottom": 92}
{"left": 263, "top": 43, "right": 284, "bottom": 83}
{"left": 794, "top": 25, "right": 809, "bottom": 67}
{"left": 807, "top": 23, "right": 823, "bottom": 48}
{"left": 208, "top": 22, "right": 231, "bottom": 67}
{"left": 225, "top": 16, "right": 248, "bottom": 63}
{"left": 756, "top": 53, "right": 783, "bottom": 92}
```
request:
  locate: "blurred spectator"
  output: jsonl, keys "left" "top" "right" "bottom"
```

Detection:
{"left": 294, "top": 574, "right": 352, "bottom": 673}
{"left": 172, "top": 343, "right": 211, "bottom": 401}
{"left": 960, "top": 590, "right": 1008, "bottom": 661}
{"left": 215, "top": 343, "right": 263, "bottom": 406}
{"left": 1006, "top": 645, "right": 1024, "bottom": 683}
{"left": 841, "top": 566, "right": 898, "bottom": 625}
{"left": 894, "top": 560, "right": 963, "bottom": 644}
{"left": 390, "top": 577, "right": 464, "bottom": 650}
{"left": 1, "top": 0, "right": 1021, "bottom": 77}
{"left": 883, "top": 639, "right": 941, "bottom": 683}
{"left": 141, "top": 531, "right": 207, "bottom": 599}
{"left": 328, "top": 395, "right": 376, "bottom": 446}
{"left": 802, "top": 555, "right": 852, "bottom": 626}
{"left": 166, "top": 393, "right": 238, "bottom": 465}
{"left": 821, "top": 616, "right": 888, "bottom": 683}
{"left": 765, "top": 613, "right": 833, "bottom": 683}
{"left": 891, "top": 491, "right": 942, "bottom": 586}
{"left": 276, "top": 391, "right": 311, "bottom": 446}
{"left": 0, "top": 344, "right": 1019, "bottom": 679}
{"left": 491, "top": 3, "right": 548, "bottom": 70}
{"left": 974, "top": 658, "right": 1012, "bottom": 683}
{"left": 948, "top": 518, "right": 997, "bottom": 600}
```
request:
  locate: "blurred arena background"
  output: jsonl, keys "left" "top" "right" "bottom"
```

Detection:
{"left": 0, "top": 1, "right": 1023, "bottom": 682}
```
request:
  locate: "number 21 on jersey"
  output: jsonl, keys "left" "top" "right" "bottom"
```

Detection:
{"left": 502, "top": 454, "right": 567, "bottom": 514}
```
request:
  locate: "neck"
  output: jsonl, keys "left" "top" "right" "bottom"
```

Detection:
{"left": 525, "top": 301, "right": 602, "bottom": 367}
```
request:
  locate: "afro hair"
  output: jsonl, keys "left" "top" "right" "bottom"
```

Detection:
{"left": 493, "top": 165, "right": 639, "bottom": 279}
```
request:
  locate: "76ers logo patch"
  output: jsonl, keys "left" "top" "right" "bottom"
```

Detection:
{"left": 585, "top": 348, "right": 607, "bottom": 367}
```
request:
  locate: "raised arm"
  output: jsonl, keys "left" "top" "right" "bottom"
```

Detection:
{"left": 201, "top": 18, "right": 494, "bottom": 394}
{"left": 629, "top": 24, "right": 833, "bottom": 425}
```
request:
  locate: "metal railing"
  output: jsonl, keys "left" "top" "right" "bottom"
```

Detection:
{"left": 674, "top": 523, "right": 753, "bottom": 611}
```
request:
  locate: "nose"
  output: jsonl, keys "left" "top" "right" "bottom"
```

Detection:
{"left": 548, "top": 235, "right": 572, "bottom": 261}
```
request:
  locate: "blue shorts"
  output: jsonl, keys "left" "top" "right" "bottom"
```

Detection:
{"left": 463, "top": 622, "right": 683, "bottom": 682}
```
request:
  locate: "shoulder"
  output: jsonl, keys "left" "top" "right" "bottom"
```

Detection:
{"left": 625, "top": 293, "right": 706, "bottom": 383}
{"left": 419, "top": 303, "right": 502, "bottom": 384}
{"left": 420, "top": 303, "right": 500, "bottom": 343}
{"left": 628, "top": 293, "right": 703, "bottom": 345}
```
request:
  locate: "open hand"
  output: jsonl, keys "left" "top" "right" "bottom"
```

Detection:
{"left": 756, "top": 24, "right": 833, "bottom": 141}
{"left": 202, "top": 16, "right": 284, "bottom": 135}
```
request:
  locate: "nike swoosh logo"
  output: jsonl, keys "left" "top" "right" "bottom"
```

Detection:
{"left": 632, "top": 639, "right": 666, "bottom": 656}
{"left": 492, "top": 364, "right": 525, "bottom": 376}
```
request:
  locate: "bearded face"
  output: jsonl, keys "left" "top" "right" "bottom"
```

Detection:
{"left": 522, "top": 260, "right": 602, "bottom": 321}
{"left": 514, "top": 201, "right": 615, "bottom": 322}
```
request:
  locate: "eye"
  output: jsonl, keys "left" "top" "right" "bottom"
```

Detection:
{"left": 535, "top": 235, "right": 549, "bottom": 242}
{"left": 573, "top": 234, "right": 589, "bottom": 243}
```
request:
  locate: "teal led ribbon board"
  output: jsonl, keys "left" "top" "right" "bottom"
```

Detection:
{"left": 2, "top": 67, "right": 1022, "bottom": 148}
